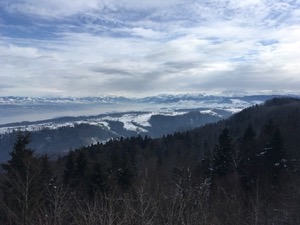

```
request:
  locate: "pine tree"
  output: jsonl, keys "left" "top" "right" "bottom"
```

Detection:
{"left": 38, "top": 154, "right": 52, "bottom": 189}
{"left": 238, "top": 123, "right": 257, "bottom": 190}
{"left": 1, "top": 133, "right": 42, "bottom": 225}
{"left": 88, "top": 162, "right": 108, "bottom": 196}
{"left": 64, "top": 150, "right": 89, "bottom": 194}
{"left": 38, "top": 154, "right": 53, "bottom": 204}
{"left": 115, "top": 161, "right": 135, "bottom": 191}
{"left": 262, "top": 118, "right": 275, "bottom": 138}
{"left": 63, "top": 150, "right": 76, "bottom": 187}
{"left": 212, "top": 128, "right": 234, "bottom": 177}
{"left": 243, "top": 123, "right": 256, "bottom": 141}
{"left": 200, "top": 151, "right": 212, "bottom": 179}
{"left": 74, "top": 151, "right": 88, "bottom": 181}
{"left": 264, "top": 127, "right": 287, "bottom": 186}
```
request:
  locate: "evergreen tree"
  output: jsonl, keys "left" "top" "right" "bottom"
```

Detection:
{"left": 39, "top": 154, "right": 52, "bottom": 187}
{"left": 74, "top": 151, "right": 88, "bottom": 181}
{"left": 262, "top": 118, "right": 275, "bottom": 138}
{"left": 1, "top": 133, "right": 43, "bottom": 225}
{"left": 200, "top": 151, "right": 212, "bottom": 179}
{"left": 264, "top": 127, "right": 287, "bottom": 186}
{"left": 243, "top": 123, "right": 256, "bottom": 141}
{"left": 38, "top": 154, "right": 53, "bottom": 203}
{"left": 115, "top": 161, "right": 135, "bottom": 191}
{"left": 238, "top": 123, "right": 258, "bottom": 190}
{"left": 212, "top": 128, "right": 234, "bottom": 177}
{"left": 88, "top": 162, "right": 108, "bottom": 196}
{"left": 63, "top": 150, "right": 76, "bottom": 187}
{"left": 64, "top": 150, "right": 89, "bottom": 194}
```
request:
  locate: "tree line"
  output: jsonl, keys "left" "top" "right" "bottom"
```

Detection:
{"left": 0, "top": 119, "right": 299, "bottom": 224}
{"left": 1, "top": 98, "right": 300, "bottom": 224}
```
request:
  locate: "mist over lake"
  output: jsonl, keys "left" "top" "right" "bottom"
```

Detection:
{"left": 0, "top": 103, "right": 154, "bottom": 125}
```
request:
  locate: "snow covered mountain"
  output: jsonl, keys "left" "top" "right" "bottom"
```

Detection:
{"left": 0, "top": 93, "right": 286, "bottom": 105}
{"left": 0, "top": 94, "right": 298, "bottom": 162}
{"left": 0, "top": 94, "right": 285, "bottom": 125}
{"left": 0, "top": 93, "right": 280, "bottom": 133}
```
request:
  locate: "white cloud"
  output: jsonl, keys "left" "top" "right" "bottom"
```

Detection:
{"left": 0, "top": 0, "right": 300, "bottom": 97}
{"left": 3, "top": 0, "right": 102, "bottom": 18}
{"left": 2, "top": 0, "right": 182, "bottom": 18}
{"left": 119, "top": 27, "right": 166, "bottom": 39}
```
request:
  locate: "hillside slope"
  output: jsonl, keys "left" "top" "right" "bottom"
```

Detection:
{"left": 1, "top": 97, "right": 300, "bottom": 225}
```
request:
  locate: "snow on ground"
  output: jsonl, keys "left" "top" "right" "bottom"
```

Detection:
{"left": 229, "top": 99, "right": 249, "bottom": 106}
{"left": 0, "top": 112, "right": 153, "bottom": 134}
{"left": 101, "top": 111, "right": 187, "bottom": 133}
{"left": 0, "top": 96, "right": 263, "bottom": 135}
{"left": 0, "top": 110, "right": 204, "bottom": 135}
{"left": 223, "top": 108, "right": 244, "bottom": 114}
{"left": 102, "top": 113, "right": 150, "bottom": 133}
{"left": 200, "top": 109, "right": 220, "bottom": 117}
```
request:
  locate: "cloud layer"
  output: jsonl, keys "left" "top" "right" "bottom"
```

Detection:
{"left": 0, "top": 0, "right": 300, "bottom": 97}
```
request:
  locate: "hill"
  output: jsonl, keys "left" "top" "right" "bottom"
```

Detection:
{"left": 1, "top": 97, "right": 300, "bottom": 225}
{"left": 0, "top": 94, "right": 294, "bottom": 163}
{"left": 0, "top": 110, "right": 225, "bottom": 162}
{"left": 79, "top": 97, "right": 300, "bottom": 162}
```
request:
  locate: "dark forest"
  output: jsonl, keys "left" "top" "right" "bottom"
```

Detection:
{"left": 1, "top": 98, "right": 300, "bottom": 225}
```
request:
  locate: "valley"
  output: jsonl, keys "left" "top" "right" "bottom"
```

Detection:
{"left": 0, "top": 94, "right": 295, "bottom": 162}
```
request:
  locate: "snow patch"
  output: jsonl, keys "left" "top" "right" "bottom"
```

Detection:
{"left": 200, "top": 109, "right": 220, "bottom": 117}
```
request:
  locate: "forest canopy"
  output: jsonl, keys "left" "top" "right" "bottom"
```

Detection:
{"left": 1, "top": 98, "right": 300, "bottom": 225}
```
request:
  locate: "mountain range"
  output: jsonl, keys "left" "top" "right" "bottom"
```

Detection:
{"left": 0, "top": 94, "right": 299, "bottom": 162}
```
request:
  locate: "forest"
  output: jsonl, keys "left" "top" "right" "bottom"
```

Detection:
{"left": 0, "top": 97, "right": 300, "bottom": 225}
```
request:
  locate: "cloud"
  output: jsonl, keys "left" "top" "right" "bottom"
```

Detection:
{"left": 2, "top": 0, "right": 102, "bottom": 18}
{"left": 0, "top": 0, "right": 300, "bottom": 97}
{"left": 1, "top": 0, "right": 182, "bottom": 19}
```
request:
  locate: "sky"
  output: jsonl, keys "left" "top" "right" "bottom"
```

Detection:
{"left": 0, "top": 0, "right": 300, "bottom": 97}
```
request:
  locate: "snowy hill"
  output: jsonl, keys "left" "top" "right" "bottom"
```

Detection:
{"left": 0, "top": 93, "right": 284, "bottom": 125}
{"left": 0, "top": 94, "right": 298, "bottom": 162}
